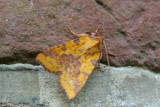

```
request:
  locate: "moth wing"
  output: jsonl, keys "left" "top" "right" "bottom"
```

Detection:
{"left": 36, "top": 37, "right": 101, "bottom": 99}
{"left": 60, "top": 43, "right": 101, "bottom": 99}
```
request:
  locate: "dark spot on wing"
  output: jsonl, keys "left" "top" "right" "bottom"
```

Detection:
{"left": 79, "top": 49, "right": 83, "bottom": 52}
{"left": 74, "top": 38, "right": 80, "bottom": 45}
{"left": 74, "top": 78, "right": 81, "bottom": 94}
{"left": 83, "top": 72, "right": 89, "bottom": 76}
{"left": 58, "top": 71, "right": 62, "bottom": 75}
{"left": 61, "top": 53, "right": 67, "bottom": 58}
{"left": 42, "top": 49, "right": 58, "bottom": 59}
{"left": 73, "top": 61, "right": 81, "bottom": 75}
{"left": 61, "top": 44, "right": 66, "bottom": 51}
{"left": 74, "top": 84, "right": 81, "bottom": 94}
{"left": 62, "top": 56, "right": 82, "bottom": 77}
{"left": 73, "top": 57, "right": 81, "bottom": 75}
{"left": 43, "top": 50, "right": 53, "bottom": 57}
{"left": 87, "top": 48, "right": 91, "bottom": 50}
{"left": 91, "top": 59, "right": 98, "bottom": 66}
{"left": 60, "top": 54, "right": 75, "bottom": 66}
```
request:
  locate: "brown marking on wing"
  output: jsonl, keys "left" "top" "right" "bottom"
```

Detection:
{"left": 91, "top": 59, "right": 98, "bottom": 66}
{"left": 79, "top": 49, "right": 83, "bottom": 52}
{"left": 36, "top": 36, "right": 101, "bottom": 99}
{"left": 74, "top": 78, "right": 81, "bottom": 94}
{"left": 74, "top": 39, "right": 80, "bottom": 45}
{"left": 83, "top": 72, "right": 90, "bottom": 76}
{"left": 61, "top": 44, "right": 66, "bottom": 51}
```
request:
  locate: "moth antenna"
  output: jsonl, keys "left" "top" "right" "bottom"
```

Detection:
{"left": 68, "top": 27, "right": 80, "bottom": 36}
{"left": 72, "top": 18, "right": 111, "bottom": 69}
{"left": 103, "top": 40, "right": 110, "bottom": 69}
{"left": 72, "top": 18, "right": 100, "bottom": 36}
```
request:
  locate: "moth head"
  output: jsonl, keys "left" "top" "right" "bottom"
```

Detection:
{"left": 71, "top": 18, "right": 112, "bottom": 68}
{"left": 71, "top": 18, "right": 104, "bottom": 44}
{"left": 91, "top": 29, "right": 104, "bottom": 45}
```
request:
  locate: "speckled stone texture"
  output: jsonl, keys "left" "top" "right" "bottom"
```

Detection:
{"left": 0, "top": 64, "right": 160, "bottom": 107}
{"left": 0, "top": 0, "right": 159, "bottom": 71}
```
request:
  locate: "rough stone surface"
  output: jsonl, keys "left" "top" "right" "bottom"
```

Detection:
{"left": 0, "top": 63, "right": 160, "bottom": 107}
{"left": 0, "top": 0, "right": 159, "bottom": 72}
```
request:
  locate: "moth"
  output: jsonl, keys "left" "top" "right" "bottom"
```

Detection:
{"left": 36, "top": 19, "right": 114, "bottom": 99}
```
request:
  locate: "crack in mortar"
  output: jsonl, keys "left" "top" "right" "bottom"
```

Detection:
{"left": 94, "top": 0, "right": 120, "bottom": 24}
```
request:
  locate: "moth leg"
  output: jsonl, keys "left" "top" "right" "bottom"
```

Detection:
{"left": 97, "top": 51, "right": 115, "bottom": 72}
{"left": 97, "top": 43, "right": 105, "bottom": 72}
{"left": 103, "top": 40, "right": 111, "bottom": 71}
{"left": 108, "top": 52, "right": 115, "bottom": 56}
{"left": 98, "top": 51, "right": 104, "bottom": 72}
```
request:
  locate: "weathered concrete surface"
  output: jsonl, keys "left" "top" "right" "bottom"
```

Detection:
{"left": 0, "top": 64, "right": 43, "bottom": 107}
{"left": 0, "top": 0, "right": 160, "bottom": 72}
{"left": 0, "top": 64, "right": 160, "bottom": 107}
